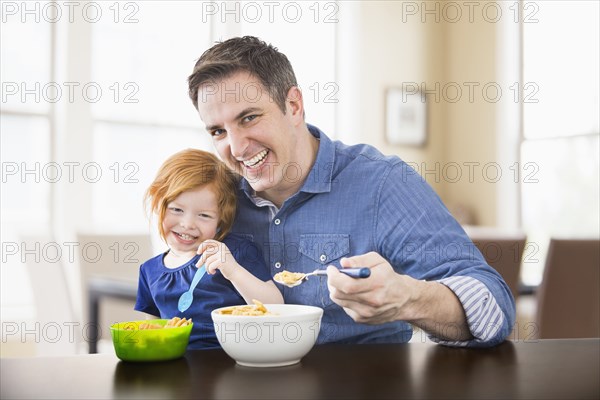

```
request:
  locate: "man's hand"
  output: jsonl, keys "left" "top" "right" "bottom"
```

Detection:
{"left": 326, "top": 252, "right": 412, "bottom": 324}
{"left": 327, "top": 251, "right": 472, "bottom": 341}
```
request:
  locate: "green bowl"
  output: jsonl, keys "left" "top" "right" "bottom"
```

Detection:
{"left": 110, "top": 320, "right": 193, "bottom": 362}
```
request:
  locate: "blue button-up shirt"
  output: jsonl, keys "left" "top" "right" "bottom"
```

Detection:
{"left": 232, "top": 125, "right": 516, "bottom": 347}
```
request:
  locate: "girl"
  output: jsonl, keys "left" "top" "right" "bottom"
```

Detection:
{"left": 135, "top": 149, "right": 283, "bottom": 349}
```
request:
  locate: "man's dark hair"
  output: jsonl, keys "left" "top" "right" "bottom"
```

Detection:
{"left": 188, "top": 36, "right": 298, "bottom": 113}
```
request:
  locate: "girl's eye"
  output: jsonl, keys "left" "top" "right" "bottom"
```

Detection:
{"left": 199, "top": 213, "right": 213, "bottom": 218}
{"left": 169, "top": 207, "right": 182, "bottom": 213}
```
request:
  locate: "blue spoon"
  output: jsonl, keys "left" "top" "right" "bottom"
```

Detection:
{"left": 178, "top": 264, "right": 206, "bottom": 312}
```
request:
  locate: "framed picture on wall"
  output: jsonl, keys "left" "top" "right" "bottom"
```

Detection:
{"left": 385, "top": 87, "right": 427, "bottom": 146}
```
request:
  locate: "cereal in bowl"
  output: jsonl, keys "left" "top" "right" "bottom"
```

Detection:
{"left": 124, "top": 316, "right": 192, "bottom": 330}
{"left": 216, "top": 299, "right": 276, "bottom": 316}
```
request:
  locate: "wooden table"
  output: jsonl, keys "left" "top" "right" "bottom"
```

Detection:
{"left": 2, "top": 339, "right": 598, "bottom": 399}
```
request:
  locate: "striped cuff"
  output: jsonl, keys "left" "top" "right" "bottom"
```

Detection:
{"left": 430, "top": 276, "right": 505, "bottom": 346}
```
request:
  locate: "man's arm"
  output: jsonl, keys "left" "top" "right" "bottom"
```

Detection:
{"left": 327, "top": 252, "right": 472, "bottom": 342}
{"left": 328, "top": 161, "right": 515, "bottom": 346}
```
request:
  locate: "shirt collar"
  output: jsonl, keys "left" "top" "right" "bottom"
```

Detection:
{"left": 240, "top": 123, "right": 335, "bottom": 199}
{"left": 302, "top": 124, "right": 335, "bottom": 194}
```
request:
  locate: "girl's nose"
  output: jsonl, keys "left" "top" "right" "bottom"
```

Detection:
{"left": 179, "top": 215, "right": 194, "bottom": 229}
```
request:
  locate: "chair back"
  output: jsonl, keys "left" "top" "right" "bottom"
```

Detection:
{"left": 76, "top": 233, "right": 153, "bottom": 342}
{"left": 21, "top": 235, "right": 79, "bottom": 355}
{"left": 76, "top": 233, "right": 153, "bottom": 284}
{"left": 465, "top": 226, "right": 526, "bottom": 301}
{"left": 536, "top": 239, "right": 600, "bottom": 339}
{"left": 472, "top": 238, "right": 526, "bottom": 301}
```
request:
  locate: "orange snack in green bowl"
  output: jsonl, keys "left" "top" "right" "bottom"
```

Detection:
{"left": 110, "top": 319, "right": 193, "bottom": 362}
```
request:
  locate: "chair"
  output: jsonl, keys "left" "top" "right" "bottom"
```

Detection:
{"left": 76, "top": 233, "right": 154, "bottom": 350}
{"left": 535, "top": 239, "right": 600, "bottom": 339}
{"left": 21, "top": 235, "right": 81, "bottom": 355}
{"left": 464, "top": 226, "right": 526, "bottom": 301}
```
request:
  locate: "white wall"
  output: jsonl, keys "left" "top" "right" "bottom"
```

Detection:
{"left": 336, "top": 1, "right": 520, "bottom": 227}
{"left": 337, "top": 1, "right": 447, "bottom": 197}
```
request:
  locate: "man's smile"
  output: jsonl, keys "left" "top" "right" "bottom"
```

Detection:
{"left": 242, "top": 149, "right": 269, "bottom": 168}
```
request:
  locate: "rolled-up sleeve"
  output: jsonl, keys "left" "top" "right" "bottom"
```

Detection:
{"left": 433, "top": 276, "right": 508, "bottom": 347}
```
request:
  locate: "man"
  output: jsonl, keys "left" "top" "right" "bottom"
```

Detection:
{"left": 188, "top": 36, "right": 515, "bottom": 347}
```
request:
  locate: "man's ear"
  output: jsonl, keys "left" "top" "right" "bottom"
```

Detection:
{"left": 286, "top": 86, "right": 304, "bottom": 122}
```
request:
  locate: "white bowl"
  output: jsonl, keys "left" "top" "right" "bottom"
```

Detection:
{"left": 211, "top": 304, "right": 323, "bottom": 368}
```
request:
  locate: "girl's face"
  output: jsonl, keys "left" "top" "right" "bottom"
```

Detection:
{"left": 162, "top": 185, "right": 220, "bottom": 260}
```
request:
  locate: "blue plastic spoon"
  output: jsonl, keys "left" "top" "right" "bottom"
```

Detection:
{"left": 178, "top": 264, "right": 206, "bottom": 312}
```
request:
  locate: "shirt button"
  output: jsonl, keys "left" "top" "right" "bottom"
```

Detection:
{"left": 275, "top": 262, "right": 282, "bottom": 268}
{"left": 319, "top": 254, "right": 327, "bottom": 263}
{"left": 274, "top": 218, "right": 281, "bottom": 225}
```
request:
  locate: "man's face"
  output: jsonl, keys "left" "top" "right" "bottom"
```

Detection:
{"left": 196, "top": 72, "right": 304, "bottom": 199}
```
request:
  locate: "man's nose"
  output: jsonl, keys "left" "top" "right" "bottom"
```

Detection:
{"left": 228, "top": 130, "right": 249, "bottom": 159}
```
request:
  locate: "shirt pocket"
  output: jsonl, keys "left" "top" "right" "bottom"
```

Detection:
{"left": 299, "top": 234, "right": 350, "bottom": 308}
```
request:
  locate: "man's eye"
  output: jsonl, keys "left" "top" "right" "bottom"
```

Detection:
{"left": 211, "top": 129, "right": 226, "bottom": 137}
{"left": 242, "top": 115, "right": 257, "bottom": 123}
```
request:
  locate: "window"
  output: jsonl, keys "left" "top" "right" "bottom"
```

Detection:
{"left": 1, "top": 4, "right": 52, "bottom": 225}
{"left": 0, "top": 1, "right": 213, "bottom": 323}
{"left": 520, "top": 1, "right": 599, "bottom": 285}
{"left": 90, "top": 2, "right": 212, "bottom": 232}
{"left": 1, "top": 3, "right": 53, "bottom": 319}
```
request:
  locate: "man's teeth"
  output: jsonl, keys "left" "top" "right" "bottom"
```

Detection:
{"left": 176, "top": 232, "right": 196, "bottom": 241}
{"left": 243, "top": 150, "right": 268, "bottom": 167}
